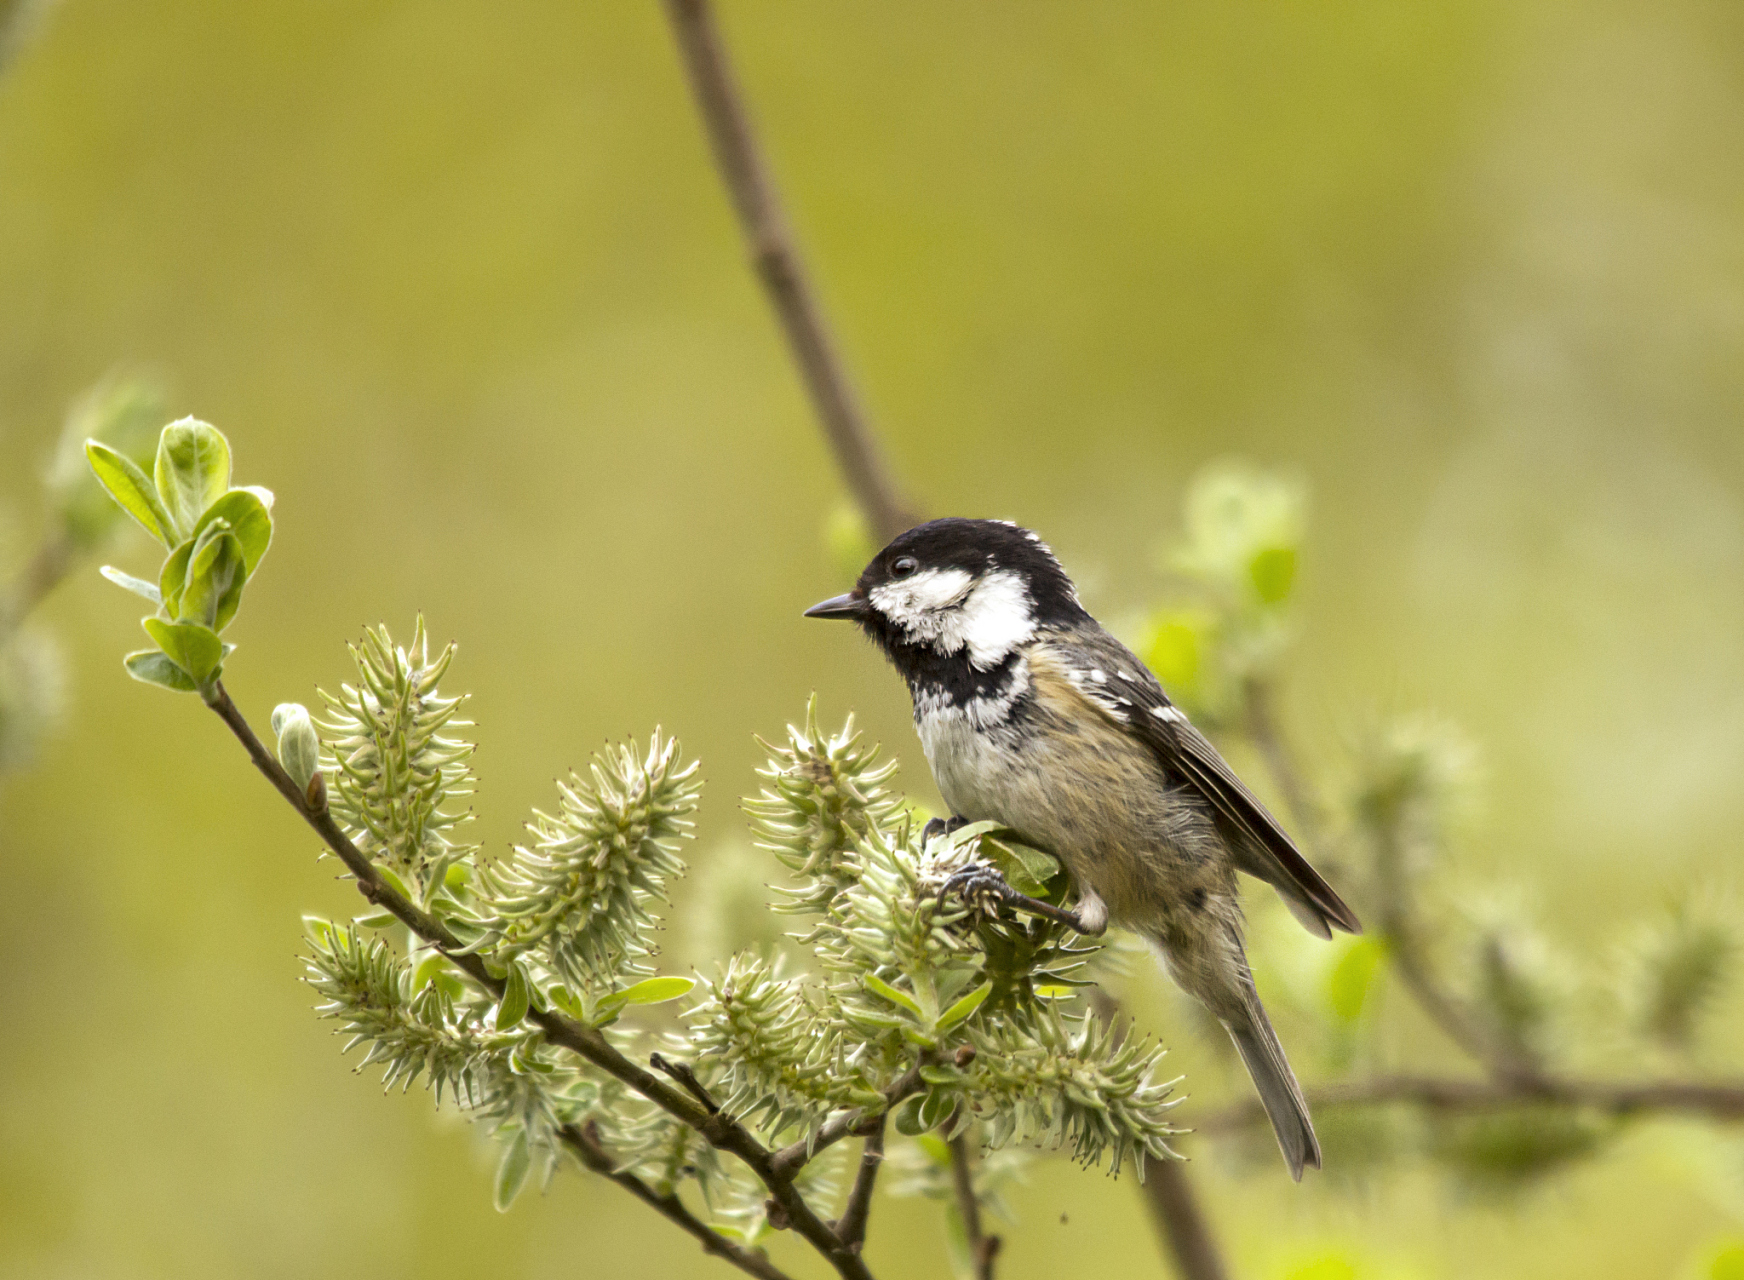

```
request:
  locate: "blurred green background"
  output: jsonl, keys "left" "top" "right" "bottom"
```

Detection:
{"left": 3, "top": 0, "right": 1743, "bottom": 1276}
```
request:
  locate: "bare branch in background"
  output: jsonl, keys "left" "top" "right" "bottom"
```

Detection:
{"left": 1139, "top": 1162, "right": 1230, "bottom": 1280}
{"left": 948, "top": 1132, "right": 1000, "bottom": 1280}
{"left": 1195, "top": 1074, "right": 1744, "bottom": 1135}
{"left": 0, "top": 530, "right": 73, "bottom": 648}
{"left": 661, "top": 0, "right": 914, "bottom": 543}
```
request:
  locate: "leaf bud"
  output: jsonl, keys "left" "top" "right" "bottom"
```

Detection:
{"left": 272, "top": 702, "right": 321, "bottom": 797}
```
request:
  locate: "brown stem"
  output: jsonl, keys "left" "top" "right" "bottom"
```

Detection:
{"left": 768, "top": 1056, "right": 926, "bottom": 1181}
{"left": 203, "top": 681, "right": 876, "bottom": 1280}
{"left": 834, "top": 1118, "right": 885, "bottom": 1253}
{"left": 1193, "top": 1074, "right": 1744, "bottom": 1135}
{"left": 1241, "top": 676, "right": 1321, "bottom": 849}
{"left": 1139, "top": 1161, "right": 1229, "bottom": 1280}
{"left": 560, "top": 1122, "right": 794, "bottom": 1280}
{"left": 1089, "top": 989, "right": 1232, "bottom": 1280}
{"left": 660, "top": 0, "right": 914, "bottom": 543}
{"left": 0, "top": 529, "right": 73, "bottom": 646}
{"left": 947, "top": 1132, "right": 999, "bottom": 1280}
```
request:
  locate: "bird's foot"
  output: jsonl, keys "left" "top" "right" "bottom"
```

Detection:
{"left": 921, "top": 814, "right": 973, "bottom": 844}
{"left": 940, "top": 862, "right": 1096, "bottom": 933}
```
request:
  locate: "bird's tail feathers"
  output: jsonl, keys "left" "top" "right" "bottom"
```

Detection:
{"left": 1223, "top": 998, "right": 1321, "bottom": 1181}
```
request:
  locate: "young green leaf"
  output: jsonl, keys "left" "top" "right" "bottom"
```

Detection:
{"left": 142, "top": 617, "right": 223, "bottom": 686}
{"left": 99, "top": 565, "right": 163, "bottom": 605}
{"left": 194, "top": 488, "right": 274, "bottom": 577}
{"left": 936, "top": 980, "right": 993, "bottom": 1032}
{"left": 85, "top": 440, "right": 176, "bottom": 546}
{"left": 864, "top": 972, "right": 925, "bottom": 1019}
{"left": 180, "top": 527, "right": 247, "bottom": 632}
{"left": 497, "top": 963, "right": 530, "bottom": 1029}
{"left": 618, "top": 976, "right": 696, "bottom": 1005}
{"left": 493, "top": 1129, "right": 531, "bottom": 1212}
{"left": 154, "top": 418, "right": 231, "bottom": 537}
{"left": 123, "top": 649, "right": 199, "bottom": 692}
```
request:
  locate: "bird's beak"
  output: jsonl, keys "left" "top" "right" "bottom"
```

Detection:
{"left": 803, "top": 591, "right": 867, "bottom": 620}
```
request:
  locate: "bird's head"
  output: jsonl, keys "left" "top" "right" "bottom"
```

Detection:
{"left": 805, "top": 517, "right": 1084, "bottom": 670}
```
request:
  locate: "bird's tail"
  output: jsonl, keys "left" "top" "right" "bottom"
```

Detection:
{"left": 1222, "top": 996, "right": 1321, "bottom": 1180}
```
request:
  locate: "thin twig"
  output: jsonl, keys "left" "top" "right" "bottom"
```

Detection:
{"left": 947, "top": 1132, "right": 998, "bottom": 1280}
{"left": 1089, "top": 989, "right": 1230, "bottom": 1280}
{"left": 202, "top": 681, "right": 876, "bottom": 1280}
{"left": 560, "top": 1122, "right": 795, "bottom": 1280}
{"left": 834, "top": 1118, "right": 885, "bottom": 1253}
{"left": 0, "top": 529, "right": 73, "bottom": 646}
{"left": 769, "top": 1056, "right": 926, "bottom": 1180}
{"left": 1241, "top": 676, "right": 1322, "bottom": 849}
{"left": 652, "top": 1052, "right": 723, "bottom": 1113}
{"left": 661, "top": 0, "right": 914, "bottom": 543}
{"left": 1139, "top": 1161, "right": 1229, "bottom": 1280}
{"left": 1193, "top": 1073, "right": 1744, "bottom": 1135}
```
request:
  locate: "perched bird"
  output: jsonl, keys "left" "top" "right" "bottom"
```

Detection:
{"left": 805, "top": 517, "right": 1360, "bottom": 1179}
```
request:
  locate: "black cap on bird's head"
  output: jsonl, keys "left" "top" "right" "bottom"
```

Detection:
{"left": 804, "top": 518, "right": 1085, "bottom": 670}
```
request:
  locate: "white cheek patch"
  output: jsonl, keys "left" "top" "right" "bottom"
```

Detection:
{"left": 953, "top": 570, "right": 1036, "bottom": 668}
{"left": 870, "top": 567, "right": 974, "bottom": 633}
{"left": 869, "top": 567, "right": 1037, "bottom": 669}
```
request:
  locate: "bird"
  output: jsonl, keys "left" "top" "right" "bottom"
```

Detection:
{"left": 804, "top": 516, "right": 1360, "bottom": 1179}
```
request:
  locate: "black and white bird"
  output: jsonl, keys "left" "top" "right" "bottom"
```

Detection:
{"left": 805, "top": 517, "right": 1360, "bottom": 1179}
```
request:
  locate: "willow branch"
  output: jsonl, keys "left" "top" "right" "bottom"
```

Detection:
{"left": 769, "top": 1056, "right": 926, "bottom": 1180}
{"left": 834, "top": 1119, "right": 885, "bottom": 1253}
{"left": 661, "top": 0, "right": 913, "bottom": 543}
{"left": 948, "top": 1132, "right": 999, "bottom": 1280}
{"left": 560, "top": 1122, "right": 794, "bottom": 1280}
{"left": 1193, "top": 1073, "right": 1744, "bottom": 1136}
{"left": 202, "top": 681, "right": 874, "bottom": 1280}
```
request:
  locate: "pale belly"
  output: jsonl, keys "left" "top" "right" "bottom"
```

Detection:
{"left": 915, "top": 704, "right": 1226, "bottom": 927}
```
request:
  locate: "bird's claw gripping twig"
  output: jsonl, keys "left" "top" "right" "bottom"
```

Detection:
{"left": 941, "top": 861, "right": 1091, "bottom": 933}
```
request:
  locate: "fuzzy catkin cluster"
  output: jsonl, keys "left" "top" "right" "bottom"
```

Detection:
{"left": 478, "top": 732, "right": 700, "bottom": 994}
{"left": 318, "top": 620, "right": 476, "bottom": 903}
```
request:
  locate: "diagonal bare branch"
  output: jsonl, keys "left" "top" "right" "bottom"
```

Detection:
{"left": 661, "top": 0, "right": 914, "bottom": 543}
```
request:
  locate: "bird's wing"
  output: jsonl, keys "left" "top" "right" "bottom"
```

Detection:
{"left": 1032, "top": 628, "right": 1361, "bottom": 938}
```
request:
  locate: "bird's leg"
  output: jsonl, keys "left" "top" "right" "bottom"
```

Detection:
{"left": 941, "top": 864, "right": 1109, "bottom": 936}
{"left": 921, "top": 814, "right": 973, "bottom": 843}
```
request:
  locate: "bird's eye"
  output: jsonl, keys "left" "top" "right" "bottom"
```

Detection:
{"left": 891, "top": 556, "right": 919, "bottom": 578}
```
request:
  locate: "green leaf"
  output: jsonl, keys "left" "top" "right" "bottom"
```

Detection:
{"left": 375, "top": 865, "right": 414, "bottom": 901}
{"left": 85, "top": 440, "right": 176, "bottom": 546}
{"left": 180, "top": 527, "right": 246, "bottom": 631}
{"left": 1327, "top": 937, "right": 1388, "bottom": 1024}
{"left": 1249, "top": 545, "right": 1298, "bottom": 605}
{"left": 497, "top": 963, "right": 530, "bottom": 1029}
{"left": 863, "top": 972, "right": 924, "bottom": 1018}
{"left": 353, "top": 910, "right": 399, "bottom": 929}
{"left": 123, "top": 648, "right": 198, "bottom": 693}
{"left": 935, "top": 980, "right": 993, "bottom": 1032}
{"left": 142, "top": 617, "right": 223, "bottom": 686}
{"left": 892, "top": 1094, "right": 930, "bottom": 1136}
{"left": 412, "top": 952, "right": 450, "bottom": 992}
{"left": 493, "top": 1129, "right": 531, "bottom": 1212}
{"left": 158, "top": 539, "right": 194, "bottom": 619}
{"left": 153, "top": 418, "right": 231, "bottom": 538}
{"left": 300, "top": 914, "right": 334, "bottom": 946}
{"left": 196, "top": 488, "right": 274, "bottom": 577}
{"left": 619, "top": 976, "right": 696, "bottom": 1006}
{"left": 99, "top": 565, "right": 162, "bottom": 604}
